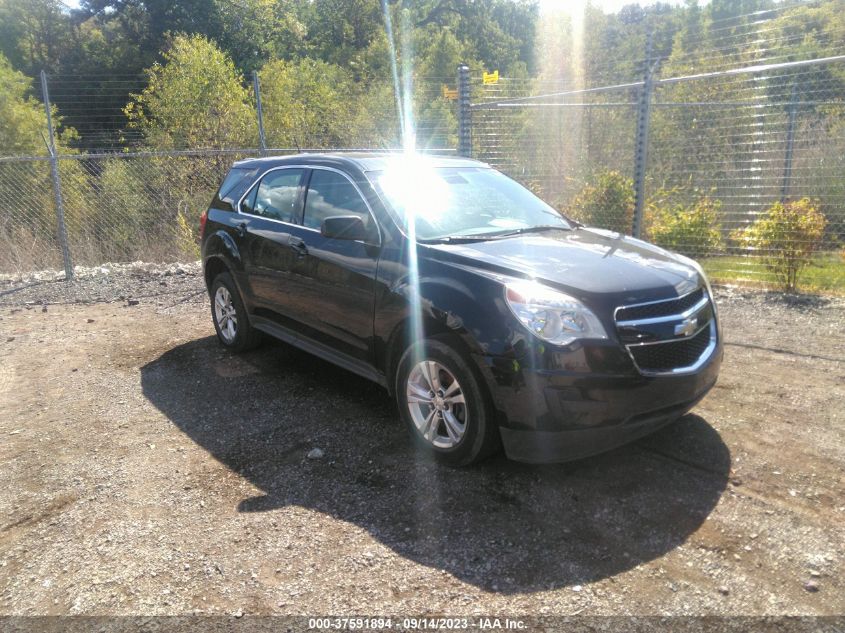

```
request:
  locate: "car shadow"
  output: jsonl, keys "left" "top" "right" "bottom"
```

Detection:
{"left": 140, "top": 336, "right": 730, "bottom": 594}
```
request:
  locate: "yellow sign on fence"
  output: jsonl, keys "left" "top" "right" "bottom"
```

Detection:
{"left": 441, "top": 85, "right": 458, "bottom": 100}
{"left": 482, "top": 70, "right": 499, "bottom": 85}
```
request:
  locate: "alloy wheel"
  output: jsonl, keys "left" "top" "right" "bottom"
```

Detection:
{"left": 406, "top": 360, "right": 468, "bottom": 449}
{"left": 214, "top": 286, "right": 238, "bottom": 343}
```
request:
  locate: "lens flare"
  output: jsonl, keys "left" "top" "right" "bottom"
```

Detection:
{"left": 381, "top": 1, "right": 425, "bottom": 378}
{"left": 378, "top": 157, "right": 452, "bottom": 230}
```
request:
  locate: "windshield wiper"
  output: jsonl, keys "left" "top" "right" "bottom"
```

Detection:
{"left": 421, "top": 225, "right": 573, "bottom": 244}
{"left": 480, "top": 225, "right": 573, "bottom": 238}
{"left": 421, "top": 235, "right": 501, "bottom": 244}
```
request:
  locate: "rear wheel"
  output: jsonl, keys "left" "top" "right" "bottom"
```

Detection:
{"left": 210, "top": 272, "right": 262, "bottom": 352}
{"left": 395, "top": 336, "right": 500, "bottom": 465}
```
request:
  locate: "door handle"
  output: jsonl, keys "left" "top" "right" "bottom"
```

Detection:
{"left": 235, "top": 222, "right": 247, "bottom": 238}
{"left": 288, "top": 235, "right": 308, "bottom": 257}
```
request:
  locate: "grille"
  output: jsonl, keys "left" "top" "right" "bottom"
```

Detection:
{"left": 629, "top": 325, "right": 712, "bottom": 373}
{"left": 616, "top": 288, "right": 704, "bottom": 322}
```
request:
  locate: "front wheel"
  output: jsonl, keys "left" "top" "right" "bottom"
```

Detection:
{"left": 395, "top": 337, "right": 500, "bottom": 466}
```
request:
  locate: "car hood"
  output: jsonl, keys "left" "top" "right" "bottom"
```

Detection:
{"left": 423, "top": 228, "right": 701, "bottom": 302}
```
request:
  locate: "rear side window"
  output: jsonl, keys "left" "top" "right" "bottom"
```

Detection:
{"left": 241, "top": 169, "right": 304, "bottom": 223}
{"left": 213, "top": 167, "right": 258, "bottom": 211}
{"left": 302, "top": 170, "right": 371, "bottom": 232}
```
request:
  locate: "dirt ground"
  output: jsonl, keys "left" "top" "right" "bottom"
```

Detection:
{"left": 0, "top": 268, "right": 843, "bottom": 618}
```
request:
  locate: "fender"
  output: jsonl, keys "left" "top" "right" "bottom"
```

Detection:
{"left": 203, "top": 228, "right": 243, "bottom": 270}
{"left": 201, "top": 229, "right": 250, "bottom": 304}
{"left": 378, "top": 264, "right": 516, "bottom": 392}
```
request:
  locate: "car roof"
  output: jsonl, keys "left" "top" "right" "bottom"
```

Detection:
{"left": 232, "top": 152, "right": 489, "bottom": 172}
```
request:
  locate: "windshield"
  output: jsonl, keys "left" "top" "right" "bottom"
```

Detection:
{"left": 368, "top": 163, "right": 571, "bottom": 240}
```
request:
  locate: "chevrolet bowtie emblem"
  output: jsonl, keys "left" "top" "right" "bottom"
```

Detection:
{"left": 674, "top": 317, "right": 698, "bottom": 337}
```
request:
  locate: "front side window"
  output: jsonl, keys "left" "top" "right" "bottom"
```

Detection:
{"left": 369, "top": 161, "right": 571, "bottom": 240}
{"left": 241, "top": 169, "right": 304, "bottom": 222}
{"left": 302, "top": 170, "right": 372, "bottom": 232}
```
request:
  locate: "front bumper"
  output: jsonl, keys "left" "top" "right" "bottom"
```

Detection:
{"left": 498, "top": 385, "right": 713, "bottom": 463}
{"left": 476, "top": 338, "right": 723, "bottom": 464}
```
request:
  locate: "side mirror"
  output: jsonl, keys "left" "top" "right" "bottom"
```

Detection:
{"left": 321, "top": 215, "right": 370, "bottom": 241}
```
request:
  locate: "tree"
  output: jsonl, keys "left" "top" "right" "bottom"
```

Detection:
{"left": 411, "top": 29, "right": 467, "bottom": 149}
{"left": 119, "top": 35, "right": 255, "bottom": 262}
{"left": 0, "top": 0, "right": 73, "bottom": 75}
{"left": 82, "top": 0, "right": 226, "bottom": 59}
{"left": 305, "top": 0, "right": 384, "bottom": 69}
{"left": 1, "top": 53, "right": 51, "bottom": 155}
{"left": 0, "top": 52, "right": 59, "bottom": 255}
{"left": 125, "top": 34, "right": 255, "bottom": 150}
{"left": 408, "top": 0, "right": 537, "bottom": 75}
{"left": 258, "top": 57, "right": 364, "bottom": 149}
{"left": 215, "top": 0, "right": 307, "bottom": 73}
{"left": 0, "top": 53, "right": 92, "bottom": 270}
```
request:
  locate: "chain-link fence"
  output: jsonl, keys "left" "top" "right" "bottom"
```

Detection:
{"left": 472, "top": 79, "right": 638, "bottom": 207}
{"left": 2, "top": 6, "right": 844, "bottom": 295}
{"left": 0, "top": 150, "right": 268, "bottom": 273}
{"left": 0, "top": 73, "right": 459, "bottom": 277}
{"left": 1, "top": 149, "right": 257, "bottom": 273}
{"left": 469, "top": 24, "right": 845, "bottom": 294}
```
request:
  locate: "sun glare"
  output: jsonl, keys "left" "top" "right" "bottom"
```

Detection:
{"left": 379, "top": 157, "right": 452, "bottom": 229}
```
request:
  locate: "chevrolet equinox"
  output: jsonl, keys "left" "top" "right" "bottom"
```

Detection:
{"left": 200, "top": 153, "right": 722, "bottom": 465}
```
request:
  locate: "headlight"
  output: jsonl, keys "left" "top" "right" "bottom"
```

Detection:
{"left": 677, "top": 255, "right": 717, "bottom": 316}
{"left": 505, "top": 281, "right": 608, "bottom": 346}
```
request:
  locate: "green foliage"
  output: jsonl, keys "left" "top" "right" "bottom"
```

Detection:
{"left": 411, "top": 28, "right": 465, "bottom": 148}
{"left": 0, "top": 54, "right": 51, "bottom": 155}
{"left": 91, "top": 159, "right": 149, "bottom": 256}
{"left": 259, "top": 57, "right": 360, "bottom": 149}
{"left": 351, "top": 79, "right": 399, "bottom": 146}
{"left": 175, "top": 209, "right": 200, "bottom": 260}
{"left": 0, "top": 53, "right": 84, "bottom": 251}
{"left": 85, "top": 156, "right": 221, "bottom": 262}
{"left": 118, "top": 37, "right": 252, "bottom": 261}
{"left": 305, "top": 0, "right": 383, "bottom": 68}
{"left": 0, "top": 53, "right": 78, "bottom": 154}
{"left": 216, "top": 0, "right": 307, "bottom": 72}
{"left": 569, "top": 171, "right": 635, "bottom": 235}
{"left": 732, "top": 198, "right": 828, "bottom": 292}
{"left": 647, "top": 191, "right": 724, "bottom": 258}
{"left": 0, "top": 0, "right": 72, "bottom": 75}
{"left": 2, "top": 0, "right": 845, "bottom": 280}
{"left": 83, "top": 0, "right": 227, "bottom": 64}
{"left": 125, "top": 34, "right": 255, "bottom": 150}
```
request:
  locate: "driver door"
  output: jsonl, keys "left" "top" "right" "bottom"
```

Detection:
{"left": 280, "top": 168, "right": 381, "bottom": 363}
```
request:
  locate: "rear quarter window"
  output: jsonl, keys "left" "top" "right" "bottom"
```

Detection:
{"left": 212, "top": 167, "right": 259, "bottom": 211}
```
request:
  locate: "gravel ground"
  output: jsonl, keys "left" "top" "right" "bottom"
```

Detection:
{"left": 0, "top": 262, "right": 204, "bottom": 307}
{"left": 0, "top": 264, "right": 843, "bottom": 618}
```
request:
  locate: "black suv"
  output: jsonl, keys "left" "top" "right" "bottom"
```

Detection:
{"left": 200, "top": 153, "right": 722, "bottom": 465}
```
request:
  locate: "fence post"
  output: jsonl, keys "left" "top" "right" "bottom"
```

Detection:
{"left": 780, "top": 81, "right": 798, "bottom": 202}
{"left": 457, "top": 64, "right": 471, "bottom": 157}
{"left": 253, "top": 70, "right": 267, "bottom": 156}
{"left": 40, "top": 70, "right": 74, "bottom": 281}
{"left": 632, "top": 34, "right": 656, "bottom": 239}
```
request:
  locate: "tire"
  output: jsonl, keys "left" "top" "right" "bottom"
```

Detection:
{"left": 395, "top": 335, "right": 500, "bottom": 466}
{"left": 209, "top": 272, "right": 262, "bottom": 352}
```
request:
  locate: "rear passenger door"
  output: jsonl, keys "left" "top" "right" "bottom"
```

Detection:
{"left": 236, "top": 167, "right": 307, "bottom": 311}
{"left": 281, "top": 168, "right": 381, "bottom": 363}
